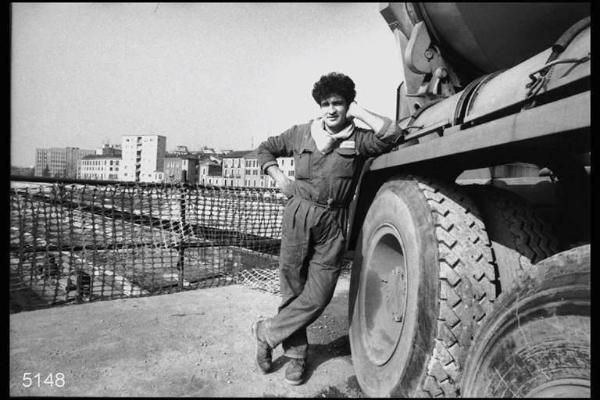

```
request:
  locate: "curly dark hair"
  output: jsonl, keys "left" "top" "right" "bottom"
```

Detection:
{"left": 311, "top": 72, "right": 356, "bottom": 105}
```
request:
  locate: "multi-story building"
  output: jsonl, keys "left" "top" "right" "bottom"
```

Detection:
{"left": 163, "top": 155, "right": 199, "bottom": 183}
{"left": 35, "top": 147, "right": 95, "bottom": 178}
{"left": 78, "top": 155, "right": 121, "bottom": 181}
{"left": 242, "top": 151, "right": 294, "bottom": 188}
{"left": 119, "top": 135, "right": 166, "bottom": 182}
{"left": 198, "top": 155, "right": 223, "bottom": 186}
{"left": 243, "top": 150, "right": 262, "bottom": 188}
{"left": 222, "top": 150, "right": 251, "bottom": 187}
{"left": 96, "top": 143, "right": 122, "bottom": 157}
{"left": 272, "top": 156, "right": 295, "bottom": 186}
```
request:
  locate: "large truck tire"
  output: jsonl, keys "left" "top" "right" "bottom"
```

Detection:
{"left": 461, "top": 245, "right": 590, "bottom": 397}
{"left": 348, "top": 175, "right": 497, "bottom": 397}
{"left": 464, "top": 185, "right": 560, "bottom": 294}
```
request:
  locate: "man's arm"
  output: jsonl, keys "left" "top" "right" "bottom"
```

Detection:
{"left": 347, "top": 102, "right": 389, "bottom": 136}
{"left": 265, "top": 165, "right": 294, "bottom": 197}
{"left": 257, "top": 126, "right": 296, "bottom": 197}
{"left": 347, "top": 102, "right": 404, "bottom": 156}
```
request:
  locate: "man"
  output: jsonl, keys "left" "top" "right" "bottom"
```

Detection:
{"left": 253, "top": 72, "right": 403, "bottom": 385}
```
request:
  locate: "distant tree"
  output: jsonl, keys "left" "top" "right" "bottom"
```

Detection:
{"left": 42, "top": 165, "right": 50, "bottom": 177}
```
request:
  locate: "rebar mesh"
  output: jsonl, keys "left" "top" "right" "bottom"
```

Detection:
{"left": 236, "top": 266, "right": 281, "bottom": 294}
{"left": 10, "top": 179, "right": 288, "bottom": 312}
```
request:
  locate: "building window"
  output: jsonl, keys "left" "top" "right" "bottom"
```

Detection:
{"left": 288, "top": 170, "right": 294, "bottom": 177}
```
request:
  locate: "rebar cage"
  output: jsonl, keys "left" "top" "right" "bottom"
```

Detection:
{"left": 10, "top": 177, "right": 287, "bottom": 312}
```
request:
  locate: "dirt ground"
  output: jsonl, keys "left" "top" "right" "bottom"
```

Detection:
{"left": 10, "top": 271, "right": 365, "bottom": 397}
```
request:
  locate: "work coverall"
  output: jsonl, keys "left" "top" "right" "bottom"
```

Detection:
{"left": 257, "top": 118, "right": 401, "bottom": 359}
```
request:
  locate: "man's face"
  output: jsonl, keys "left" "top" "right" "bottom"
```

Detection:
{"left": 320, "top": 94, "right": 349, "bottom": 132}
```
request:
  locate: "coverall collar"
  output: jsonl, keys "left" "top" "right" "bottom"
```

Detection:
{"left": 300, "top": 120, "right": 357, "bottom": 154}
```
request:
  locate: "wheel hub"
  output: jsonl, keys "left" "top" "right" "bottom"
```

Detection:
{"left": 359, "top": 224, "right": 408, "bottom": 366}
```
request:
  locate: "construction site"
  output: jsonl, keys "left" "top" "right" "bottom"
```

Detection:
{"left": 10, "top": 2, "right": 590, "bottom": 398}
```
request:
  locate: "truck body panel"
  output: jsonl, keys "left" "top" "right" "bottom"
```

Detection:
{"left": 371, "top": 91, "right": 590, "bottom": 172}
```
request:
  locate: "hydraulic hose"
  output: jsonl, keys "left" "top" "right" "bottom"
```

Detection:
{"left": 548, "top": 16, "right": 591, "bottom": 62}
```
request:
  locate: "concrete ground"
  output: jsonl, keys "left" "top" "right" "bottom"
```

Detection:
{"left": 10, "top": 272, "right": 365, "bottom": 397}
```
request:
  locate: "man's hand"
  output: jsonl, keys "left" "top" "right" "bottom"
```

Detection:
{"left": 345, "top": 101, "right": 387, "bottom": 136}
{"left": 266, "top": 165, "right": 294, "bottom": 198}
{"left": 346, "top": 101, "right": 360, "bottom": 120}
{"left": 279, "top": 176, "right": 294, "bottom": 198}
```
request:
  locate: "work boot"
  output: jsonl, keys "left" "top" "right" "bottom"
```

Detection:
{"left": 251, "top": 320, "right": 272, "bottom": 374}
{"left": 284, "top": 358, "right": 306, "bottom": 385}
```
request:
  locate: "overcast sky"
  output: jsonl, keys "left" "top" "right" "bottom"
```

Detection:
{"left": 11, "top": 3, "right": 403, "bottom": 167}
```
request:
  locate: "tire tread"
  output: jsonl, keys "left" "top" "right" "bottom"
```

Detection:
{"left": 466, "top": 185, "right": 560, "bottom": 294}
{"left": 414, "top": 178, "right": 497, "bottom": 397}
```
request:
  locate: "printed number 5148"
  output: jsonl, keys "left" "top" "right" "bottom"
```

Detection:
{"left": 22, "top": 373, "right": 65, "bottom": 388}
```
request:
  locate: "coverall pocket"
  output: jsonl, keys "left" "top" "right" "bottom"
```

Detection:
{"left": 333, "top": 147, "right": 357, "bottom": 178}
{"left": 295, "top": 150, "right": 311, "bottom": 179}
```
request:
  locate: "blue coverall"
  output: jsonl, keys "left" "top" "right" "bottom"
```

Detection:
{"left": 257, "top": 118, "right": 401, "bottom": 359}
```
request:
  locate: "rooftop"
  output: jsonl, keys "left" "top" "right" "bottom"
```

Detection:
{"left": 223, "top": 150, "right": 253, "bottom": 159}
{"left": 82, "top": 154, "right": 122, "bottom": 160}
{"left": 242, "top": 149, "right": 260, "bottom": 159}
{"left": 164, "top": 153, "right": 199, "bottom": 160}
{"left": 122, "top": 134, "right": 165, "bottom": 137}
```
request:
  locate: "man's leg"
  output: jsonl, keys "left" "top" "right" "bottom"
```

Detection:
{"left": 263, "top": 210, "right": 345, "bottom": 357}
{"left": 279, "top": 214, "right": 345, "bottom": 386}
{"left": 276, "top": 200, "right": 311, "bottom": 359}
{"left": 253, "top": 198, "right": 310, "bottom": 367}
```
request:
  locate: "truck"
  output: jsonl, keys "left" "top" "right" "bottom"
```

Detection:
{"left": 345, "top": 3, "right": 590, "bottom": 397}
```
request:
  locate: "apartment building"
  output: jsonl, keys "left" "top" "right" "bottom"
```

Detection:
{"left": 78, "top": 155, "right": 121, "bottom": 181}
{"left": 273, "top": 156, "right": 295, "bottom": 186}
{"left": 242, "top": 151, "right": 294, "bottom": 188}
{"left": 119, "top": 135, "right": 166, "bottom": 182}
{"left": 96, "top": 143, "right": 122, "bottom": 157}
{"left": 198, "top": 156, "right": 223, "bottom": 186}
{"left": 242, "top": 150, "right": 262, "bottom": 187}
{"left": 163, "top": 155, "right": 199, "bottom": 183}
{"left": 222, "top": 150, "right": 251, "bottom": 187}
{"left": 35, "top": 147, "right": 95, "bottom": 178}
